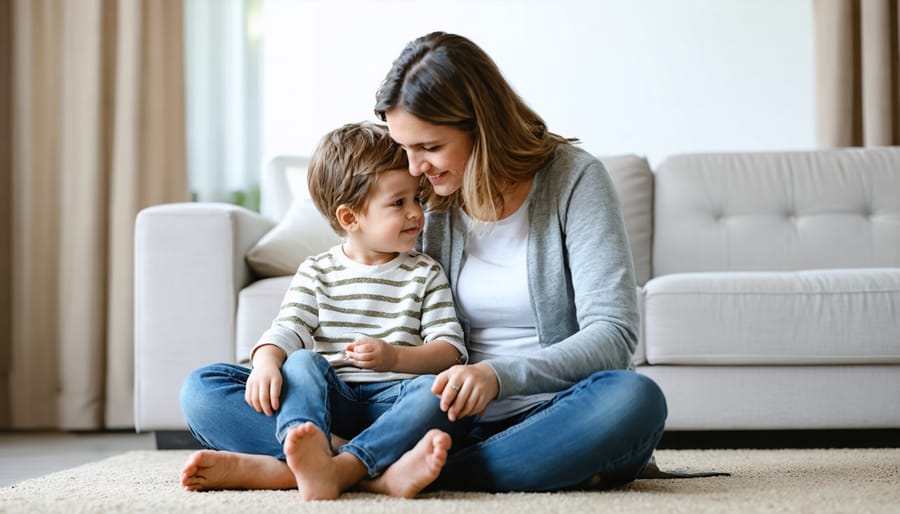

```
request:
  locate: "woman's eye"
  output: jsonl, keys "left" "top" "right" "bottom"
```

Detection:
{"left": 423, "top": 146, "right": 438, "bottom": 152}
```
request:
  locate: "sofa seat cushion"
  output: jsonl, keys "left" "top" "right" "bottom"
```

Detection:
{"left": 643, "top": 268, "right": 900, "bottom": 365}
{"left": 236, "top": 275, "right": 293, "bottom": 364}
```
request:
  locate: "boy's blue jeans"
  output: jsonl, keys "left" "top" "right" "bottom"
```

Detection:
{"left": 180, "top": 349, "right": 473, "bottom": 477}
{"left": 181, "top": 350, "right": 666, "bottom": 490}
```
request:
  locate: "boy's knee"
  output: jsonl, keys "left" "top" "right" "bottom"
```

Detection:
{"left": 179, "top": 364, "right": 223, "bottom": 419}
{"left": 400, "top": 375, "right": 440, "bottom": 405}
{"left": 405, "top": 374, "right": 437, "bottom": 393}
{"left": 282, "top": 349, "right": 327, "bottom": 371}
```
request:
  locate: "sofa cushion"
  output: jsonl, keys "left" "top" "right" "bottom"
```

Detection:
{"left": 235, "top": 275, "right": 293, "bottom": 364}
{"left": 600, "top": 155, "right": 653, "bottom": 286}
{"left": 643, "top": 268, "right": 900, "bottom": 365}
{"left": 652, "top": 147, "right": 900, "bottom": 276}
{"left": 246, "top": 165, "right": 342, "bottom": 277}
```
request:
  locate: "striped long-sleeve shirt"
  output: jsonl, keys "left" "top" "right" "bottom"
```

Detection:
{"left": 252, "top": 245, "right": 466, "bottom": 382}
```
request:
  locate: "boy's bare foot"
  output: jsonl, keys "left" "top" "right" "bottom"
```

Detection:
{"left": 285, "top": 422, "right": 365, "bottom": 500}
{"left": 180, "top": 450, "right": 295, "bottom": 491}
{"left": 361, "top": 429, "right": 451, "bottom": 498}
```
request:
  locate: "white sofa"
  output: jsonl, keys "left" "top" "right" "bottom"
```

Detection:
{"left": 134, "top": 147, "right": 900, "bottom": 435}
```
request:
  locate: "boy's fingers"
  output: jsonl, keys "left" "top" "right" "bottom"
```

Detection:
{"left": 258, "top": 387, "right": 270, "bottom": 416}
{"left": 246, "top": 384, "right": 261, "bottom": 413}
{"left": 269, "top": 380, "right": 281, "bottom": 412}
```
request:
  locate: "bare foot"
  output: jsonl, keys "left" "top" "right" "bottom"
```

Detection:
{"left": 180, "top": 450, "right": 295, "bottom": 491}
{"left": 361, "top": 429, "right": 451, "bottom": 498}
{"left": 285, "top": 422, "right": 366, "bottom": 500}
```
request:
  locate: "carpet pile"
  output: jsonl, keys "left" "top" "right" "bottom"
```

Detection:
{"left": 2, "top": 448, "right": 898, "bottom": 513}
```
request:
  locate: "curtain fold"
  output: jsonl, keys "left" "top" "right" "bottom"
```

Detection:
{"left": 6, "top": 0, "right": 188, "bottom": 430}
{"left": 814, "top": 0, "right": 900, "bottom": 147}
{"left": 0, "top": 0, "right": 13, "bottom": 428}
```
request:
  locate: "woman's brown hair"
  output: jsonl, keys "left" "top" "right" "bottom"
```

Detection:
{"left": 375, "top": 31, "right": 574, "bottom": 220}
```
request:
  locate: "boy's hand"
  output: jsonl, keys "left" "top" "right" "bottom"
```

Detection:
{"left": 345, "top": 338, "right": 397, "bottom": 372}
{"left": 245, "top": 364, "right": 283, "bottom": 416}
{"left": 246, "top": 345, "right": 286, "bottom": 416}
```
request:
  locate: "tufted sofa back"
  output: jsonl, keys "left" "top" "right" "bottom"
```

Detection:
{"left": 652, "top": 148, "right": 900, "bottom": 277}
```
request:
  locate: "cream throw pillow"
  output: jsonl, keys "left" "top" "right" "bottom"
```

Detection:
{"left": 246, "top": 167, "right": 343, "bottom": 277}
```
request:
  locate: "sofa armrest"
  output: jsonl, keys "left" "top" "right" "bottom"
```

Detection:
{"left": 134, "top": 203, "right": 274, "bottom": 431}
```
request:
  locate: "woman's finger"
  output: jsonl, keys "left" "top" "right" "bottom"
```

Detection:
{"left": 432, "top": 370, "right": 450, "bottom": 396}
{"left": 442, "top": 379, "right": 461, "bottom": 410}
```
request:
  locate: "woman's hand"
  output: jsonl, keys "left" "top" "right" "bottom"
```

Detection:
{"left": 432, "top": 363, "right": 500, "bottom": 421}
{"left": 345, "top": 338, "right": 398, "bottom": 372}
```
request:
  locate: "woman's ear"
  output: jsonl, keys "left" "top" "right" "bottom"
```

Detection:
{"left": 335, "top": 204, "right": 358, "bottom": 232}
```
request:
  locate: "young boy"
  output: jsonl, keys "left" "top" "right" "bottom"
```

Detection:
{"left": 246, "top": 122, "right": 469, "bottom": 500}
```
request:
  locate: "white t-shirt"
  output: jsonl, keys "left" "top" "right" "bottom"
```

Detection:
{"left": 457, "top": 196, "right": 556, "bottom": 421}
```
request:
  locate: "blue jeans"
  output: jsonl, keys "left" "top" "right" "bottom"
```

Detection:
{"left": 430, "top": 370, "right": 667, "bottom": 492}
{"left": 180, "top": 349, "right": 473, "bottom": 477}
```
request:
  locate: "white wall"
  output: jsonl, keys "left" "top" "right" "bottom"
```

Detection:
{"left": 263, "top": 0, "right": 814, "bottom": 167}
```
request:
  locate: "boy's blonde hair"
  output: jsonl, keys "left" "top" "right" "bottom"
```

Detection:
{"left": 374, "top": 31, "right": 575, "bottom": 221}
{"left": 308, "top": 122, "right": 410, "bottom": 235}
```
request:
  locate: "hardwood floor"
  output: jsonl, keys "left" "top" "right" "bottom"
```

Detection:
{"left": 0, "top": 431, "right": 155, "bottom": 487}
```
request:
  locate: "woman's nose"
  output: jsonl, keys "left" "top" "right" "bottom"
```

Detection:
{"left": 408, "top": 152, "right": 430, "bottom": 176}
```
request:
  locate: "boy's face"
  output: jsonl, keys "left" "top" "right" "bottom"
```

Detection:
{"left": 346, "top": 168, "right": 424, "bottom": 264}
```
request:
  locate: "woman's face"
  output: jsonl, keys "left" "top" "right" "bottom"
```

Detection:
{"left": 385, "top": 109, "right": 473, "bottom": 197}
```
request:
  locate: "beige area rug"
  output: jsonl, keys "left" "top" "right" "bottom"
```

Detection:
{"left": 2, "top": 449, "right": 899, "bottom": 513}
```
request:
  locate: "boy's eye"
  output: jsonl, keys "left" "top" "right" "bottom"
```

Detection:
{"left": 393, "top": 199, "right": 404, "bottom": 206}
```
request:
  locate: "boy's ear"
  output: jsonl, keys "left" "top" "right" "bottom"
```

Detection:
{"left": 335, "top": 204, "right": 358, "bottom": 232}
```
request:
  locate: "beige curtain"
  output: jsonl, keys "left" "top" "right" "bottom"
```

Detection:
{"left": 3, "top": 0, "right": 188, "bottom": 429}
{"left": 814, "top": 0, "right": 900, "bottom": 147}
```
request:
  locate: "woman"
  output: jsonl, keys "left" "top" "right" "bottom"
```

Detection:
{"left": 370, "top": 31, "right": 667, "bottom": 492}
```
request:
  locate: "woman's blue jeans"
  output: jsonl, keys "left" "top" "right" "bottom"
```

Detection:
{"left": 430, "top": 369, "right": 667, "bottom": 492}
{"left": 180, "top": 349, "right": 473, "bottom": 477}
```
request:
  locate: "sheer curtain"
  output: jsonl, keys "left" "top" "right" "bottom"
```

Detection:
{"left": 814, "top": 0, "right": 900, "bottom": 147}
{"left": 184, "top": 0, "right": 264, "bottom": 211}
{"left": 2, "top": 0, "right": 187, "bottom": 429}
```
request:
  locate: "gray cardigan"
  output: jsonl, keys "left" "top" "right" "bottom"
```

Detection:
{"left": 420, "top": 144, "right": 639, "bottom": 400}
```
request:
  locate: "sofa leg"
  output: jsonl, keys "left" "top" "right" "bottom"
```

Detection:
{"left": 154, "top": 430, "right": 205, "bottom": 450}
